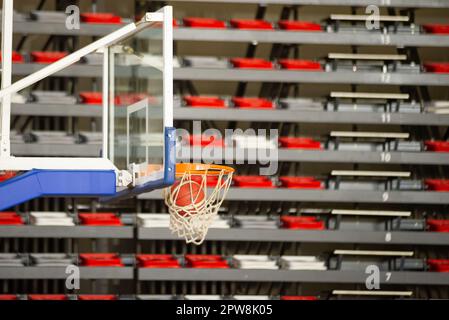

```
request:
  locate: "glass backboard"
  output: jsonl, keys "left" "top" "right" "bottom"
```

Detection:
{"left": 107, "top": 7, "right": 175, "bottom": 194}
{"left": 0, "top": 6, "right": 174, "bottom": 201}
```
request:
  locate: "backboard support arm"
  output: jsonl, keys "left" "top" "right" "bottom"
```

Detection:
{"left": 1, "top": 0, "right": 14, "bottom": 158}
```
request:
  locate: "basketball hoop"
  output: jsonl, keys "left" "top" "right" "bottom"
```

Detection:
{"left": 164, "top": 163, "right": 234, "bottom": 245}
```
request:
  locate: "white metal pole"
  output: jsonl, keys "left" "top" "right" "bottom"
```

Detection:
{"left": 1, "top": 0, "right": 14, "bottom": 158}
{"left": 102, "top": 48, "right": 109, "bottom": 159}
{"left": 162, "top": 6, "right": 173, "bottom": 128}
{"left": 109, "top": 49, "right": 115, "bottom": 164}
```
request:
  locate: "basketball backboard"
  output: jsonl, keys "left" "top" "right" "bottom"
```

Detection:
{"left": 0, "top": 5, "right": 174, "bottom": 207}
{"left": 106, "top": 14, "right": 175, "bottom": 199}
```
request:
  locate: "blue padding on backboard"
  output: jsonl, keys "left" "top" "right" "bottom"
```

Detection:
{"left": 101, "top": 126, "right": 176, "bottom": 203}
{"left": 0, "top": 170, "right": 116, "bottom": 211}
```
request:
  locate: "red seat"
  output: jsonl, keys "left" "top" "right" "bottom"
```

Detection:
{"left": 116, "top": 93, "right": 151, "bottom": 106}
{"left": 278, "top": 20, "right": 322, "bottom": 31}
{"left": 79, "top": 213, "right": 123, "bottom": 226}
{"left": 427, "top": 259, "right": 449, "bottom": 272}
{"left": 0, "top": 212, "right": 24, "bottom": 225}
{"left": 425, "top": 179, "right": 449, "bottom": 191}
{"left": 0, "top": 51, "right": 24, "bottom": 63}
{"left": 233, "top": 175, "right": 274, "bottom": 188}
{"left": 78, "top": 295, "right": 117, "bottom": 300}
{"left": 425, "top": 140, "right": 449, "bottom": 152}
{"left": 423, "top": 24, "right": 449, "bottom": 35}
{"left": 279, "top": 176, "right": 323, "bottom": 189}
{"left": 185, "top": 254, "right": 223, "bottom": 262}
{"left": 230, "top": 19, "right": 273, "bottom": 30}
{"left": 189, "top": 135, "right": 225, "bottom": 147}
{"left": 184, "top": 96, "right": 226, "bottom": 108}
{"left": 232, "top": 97, "right": 274, "bottom": 109}
{"left": 79, "top": 253, "right": 124, "bottom": 267}
{"left": 28, "top": 295, "right": 68, "bottom": 300}
{"left": 281, "top": 216, "right": 325, "bottom": 230}
{"left": 230, "top": 58, "right": 274, "bottom": 69}
{"left": 188, "top": 262, "right": 229, "bottom": 268}
{"left": 137, "top": 254, "right": 181, "bottom": 268}
{"left": 424, "top": 62, "right": 449, "bottom": 73}
{"left": 31, "top": 51, "right": 68, "bottom": 63}
{"left": 427, "top": 219, "right": 449, "bottom": 232}
{"left": 183, "top": 17, "right": 226, "bottom": 29}
{"left": 0, "top": 295, "right": 18, "bottom": 300}
{"left": 0, "top": 171, "right": 16, "bottom": 183}
{"left": 81, "top": 13, "right": 122, "bottom": 24}
{"left": 278, "top": 59, "right": 322, "bottom": 71}
{"left": 79, "top": 92, "right": 102, "bottom": 105}
{"left": 185, "top": 254, "right": 229, "bottom": 269}
{"left": 281, "top": 295, "right": 319, "bottom": 300}
{"left": 279, "top": 137, "right": 322, "bottom": 150}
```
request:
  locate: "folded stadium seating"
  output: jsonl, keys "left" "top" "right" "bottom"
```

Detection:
{"left": 189, "top": 134, "right": 225, "bottom": 147}
{"left": 185, "top": 254, "right": 229, "bottom": 269}
{"left": 281, "top": 216, "right": 325, "bottom": 230}
{"left": 28, "top": 295, "right": 68, "bottom": 300}
{"left": 78, "top": 295, "right": 117, "bottom": 300}
{"left": 184, "top": 95, "right": 227, "bottom": 108}
{"left": 185, "top": 295, "right": 223, "bottom": 300}
{"left": 0, "top": 295, "right": 19, "bottom": 300}
{"left": 0, "top": 212, "right": 24, "bottom": 225}
{"left": 79, "top": 253, "right": 124, "bottom": 267}
{"left": 425, "top": 179, "right": 449, "bottom": 191}
{"left": 183, "top": 56, "right": 229, "bottom": 69}
{"left": 81, "top": 13, "right": 122, "bottom": 24}
{"left": 278, "top": 59, "right": 322, "bottom": 71}
{"left": 31, "top": 91, "right": 77, "bottom": 105}
{"left": 424, "top": 62, "right": 449, "bottom": 73}
{"left": 427, "top": 259, "right": 449, "bottom": 272}
{"left": 230, "top": 58, "right": 274, "bottom": 69}
{"left": 423, "top": 24, "right": 449, "bottom": 34}
{"left": 183, "top": 17, "right": 226, "bottom": 29}
{"left": 0, "top": 253, "right": 24, "bottom": 267}
{"left": 280, "top": 256, "right": 327, "bottom": 270}
{"left": 278, "top": 137, "right": 322, "bottom": 150}
{"left": 232, "top": 255, "right": 278, "bottom": 270}
{"left": 233, "top": 175, "right": 274, "bottom": 188}
{"left": 31, "top": 51, "right": 68, "bottom": 63}
{"left": 137, "top": 254, "right": 181, "bottom": 268}
{"left": 78, "top": 213, "right": 123, "bottom": 226}
{"left": 281, "top": 296, "right": 319, "bottom": 300}
{"left": 0, "top": 171, "right": 16, "bottom": 183}
{"left": 0, "top": 51, "right": 24, "bottom": 63}
{"left": 30, "top": 10, "right": 66, "bottom": 22}
{"left": 230, "top": 19, "right": 273, "bottom": 30}
{"left": 279, "top": 176, "right": 323, "bottom": 189}
{"left": 30, "top": 253, "right": 74, "bottom": 267}
{"left": 231, "top": 97, "right": 274, "bottom": 109}
{"left": 425, "top": 140, "right": 449, "bottom": 152}
{"left": 234, "top": 215, "right": 278, "bottom": 229}
{"left": 278, "top": 20, "right": 322, "bottom": 31}
{"left": 29, "top": 212, "right": 75, "bottom": 226}
{"left": 79, "top": 92, "right": 102, "bottom": 105}
{"left": 427, "top": 219, "right": 449, "bottom": 232}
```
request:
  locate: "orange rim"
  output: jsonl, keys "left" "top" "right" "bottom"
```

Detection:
{"left": 175, "top": 163, "right": 235, "bottom": 177}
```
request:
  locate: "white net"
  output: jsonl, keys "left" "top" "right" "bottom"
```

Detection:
{"left": 163, "top": 165, "right": 233, "bottom": 245}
